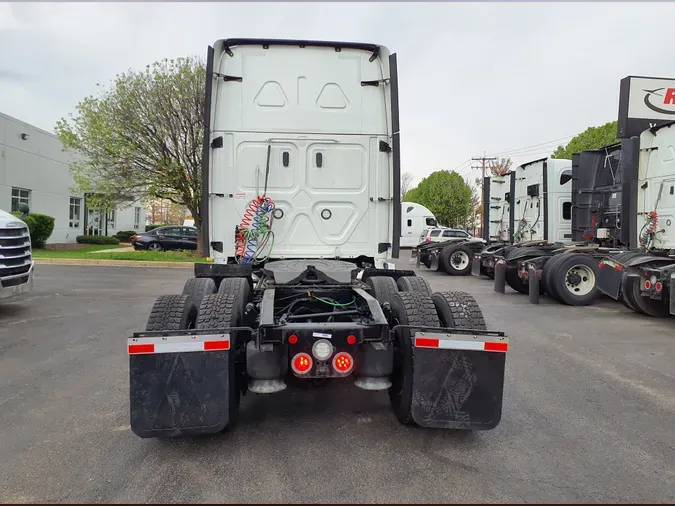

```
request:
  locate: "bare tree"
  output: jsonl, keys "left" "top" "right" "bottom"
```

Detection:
{"left": 401, "top": 172, "right": 415, "bottom": 200}
{"left": 488, "top": 157, "right": 513, "bottom": 176}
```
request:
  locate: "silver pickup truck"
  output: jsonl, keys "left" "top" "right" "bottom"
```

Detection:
{"left": 0, "top": 205, "right": 34, "bottom": 302}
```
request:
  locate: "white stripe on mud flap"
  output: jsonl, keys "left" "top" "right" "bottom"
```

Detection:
{"left": 127, "top": 334, "right": 230, "bottom": 355}
{"left": 414, "top": 335, "right": 509, "bottom": 352}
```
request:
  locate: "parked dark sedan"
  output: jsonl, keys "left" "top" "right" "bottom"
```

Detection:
{"left": 132, "top": 226, "right": 198, "bottom": 252}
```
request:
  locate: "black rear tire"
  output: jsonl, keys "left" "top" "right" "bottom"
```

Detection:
{"left": 504, "top": 247, "right": 547, "bottom": 295}
{"left": 396, "top": 275, "right": 432, "bottom": 296}
{"left": 387, "top": 292, "right": 440, "bottom": 426}
{"left": 620, "top": 276, "right": 644, "bottom": 314}
{"left": 366, "top": 276, "right": 399, "bottom": 305}
{"left": 182, "top": 277, "right": 217, "bottom": 309}
{"left": 145, "top": 294, "right": 197, "bottom": 331}
{"left": 630, "top": 279, "right": 671, "bottom": 317}
{"left": 431, "top": 291, "right": 487, "bottom": 331}
{"left": 197, "top": 292, "right": 246, "bottom": 431}
{"left": 440, "top": 244, "right": 473, "bottom": 276}
{"left": 551, "top": 254, "right": 599, "bottom": 306}
{"left": 217, "top": 277, "right": 251, "bottom": 308}
{"left": 542, "top": 253, "right": 570, "bottom": 301}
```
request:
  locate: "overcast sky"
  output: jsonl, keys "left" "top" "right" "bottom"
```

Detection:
{"left": 2, "top": 2, "right": 675, "bottom": 186}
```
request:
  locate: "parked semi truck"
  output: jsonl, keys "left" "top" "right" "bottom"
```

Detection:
{"left": 597, "top": 122, "right": 675, "bottom": 317}
{"left": 0, "top": 204, "right": 34, "bottom": 302}
{"left": 471, "top": 146, "right": 636, "bottom": 305}
{"left": 127, "top": 38, "right": 509, "bottom": 438}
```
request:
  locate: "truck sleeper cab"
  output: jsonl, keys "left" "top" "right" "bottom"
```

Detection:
{"left": 127, "top": 38, "right": 509, "bottom": 439}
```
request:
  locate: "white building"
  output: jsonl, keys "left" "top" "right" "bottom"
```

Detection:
{"left": 0, "top": 112, "right": 146, "bottom": 244}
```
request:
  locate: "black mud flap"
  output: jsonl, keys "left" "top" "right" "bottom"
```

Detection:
{"left": 471, "top": 254, "right": 481, "bottom": 276}
{"left": 128, "top": 332, "right": 232, "bottom": 438}
{"left": 411, "top": 331, "right": 508, "bottom": 430}
{"left": 597, "top": 259, "right": 625, "bottom": 300}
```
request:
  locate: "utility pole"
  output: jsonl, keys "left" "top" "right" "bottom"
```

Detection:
{"left": 472, "top": 152, "right": 497, "bottom": 235}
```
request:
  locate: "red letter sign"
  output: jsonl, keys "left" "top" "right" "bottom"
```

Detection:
{"left": 665, "top": 88, "right": 675, "bottom": 105}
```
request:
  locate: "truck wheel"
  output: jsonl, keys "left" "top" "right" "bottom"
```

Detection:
{"left": 630, "top": 278, "right": 670, "bottom": 317}
{"left": 431, "top": 291, "right": 487, "bottom": 331}
{"left": 542, "top": 253, "right": 570, "bottom": 301}
{"left": 366, "top": 276, "right": 399, "bottom": 305}
{"left": 218, "top": 277, "right": 251, "bottom": 306}
{"left": 552, "top": 254, "right": 599, "bottom": 306}
{"left": 196, "top": 293, "right": 246, "bottom": 430}
{"left": 504, "top": 247, "right": 546, "bottom": 295}
{"left": 440, "top": 244, "right": 473, "bottom": 276}
{"left": 620, "top": 276, "right": 644, "bottom": 314}
{"left": 182, "top": 277, "right": 217, "bottom": 309}
{"left": 145, "top": 294, "right": 198, "bottom": 331}
{"left": 387, "top": 291, "right": 439, "bottom": 425}
{"left": 396, "top": 275, "right": 432, "bottom": 296}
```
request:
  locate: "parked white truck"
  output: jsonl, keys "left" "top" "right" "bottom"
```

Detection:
{"left": 127, "top": 38, "right": 509, "bottom": 439}
{"left": 0, "top": 204, "right": 34, "bottom": 302}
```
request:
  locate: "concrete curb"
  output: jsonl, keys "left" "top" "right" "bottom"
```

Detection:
{"left": 34, "top": 258, "right": 195, "bottom": 269}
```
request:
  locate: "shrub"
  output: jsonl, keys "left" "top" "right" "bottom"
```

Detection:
{"left": 114, "top": 230, "right": 137, "bottom": 242}
{"left": 145, "top": 224, "right": 161, "bottom": 232}
{"left": 23, "top": 213, "right": 55, "bottom": 248}
{"left": 76, "top": 235, "right": 121, "bottom": 245}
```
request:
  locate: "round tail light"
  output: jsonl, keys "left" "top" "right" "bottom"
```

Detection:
{"left": 332, "top": 352, "right": 354, "bottom": 374}
{"left": 644, "top": 280, "right": 652, "bottom": 290}
{"left": 292, "top": 353, "right": 313, "bottom": 375}
{"left": 655, "top": 281, "right": 663, "bottom": 292}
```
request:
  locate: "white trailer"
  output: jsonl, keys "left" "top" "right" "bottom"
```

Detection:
{"left": 127, "top": 38, "right": 509, "bottom": 439}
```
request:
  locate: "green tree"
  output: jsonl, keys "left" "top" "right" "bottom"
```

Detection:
{"left": 551, "top": 121, "right": 619, "bottom": 159}
{"left": 55, "top": 56, "right": 205, "bottom": 248}
{"left": 404, "top": 170, "right": 473, "bottom": 227}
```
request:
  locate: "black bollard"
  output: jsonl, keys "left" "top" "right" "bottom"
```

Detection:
{"left": 493, "top": 259, "right": 506, "bottom": 293}
{"left": 528, "top": 265, "right": 540, "bottom": 304}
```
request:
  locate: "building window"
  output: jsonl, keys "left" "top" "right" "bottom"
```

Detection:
{"left": 11, "top": 188, "right": 30, "bottom": 213}
{"left": 134, "top": 207, "right": 141, "bottom": 229}
{"left": 107, "top": 209, "right": 116, "bottom": 229}
{"left": 69, "top": 197, "right": 81, "bottom": 228}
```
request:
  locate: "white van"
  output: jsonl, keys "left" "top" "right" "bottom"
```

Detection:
{"left": 401, "top": 202, "right": 437, "bottom": 248}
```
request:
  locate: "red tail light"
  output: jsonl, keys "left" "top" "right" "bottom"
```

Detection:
{"left": 288, "top": 334, "right": 298, "bottom": 345}
{"left": 346, "top": 335, "right": 357, "bottom": 345}
{"left": 332, "top": 352, "right": 354, "bottom": 374}
{"left": 644, "top": 280, "right": 652, "bottom": 290}
{"left": 292, "top": 353, "right": 312, "bottom": 374}
{"left": 655, "top": 282, "right": 663, "bottom": 292}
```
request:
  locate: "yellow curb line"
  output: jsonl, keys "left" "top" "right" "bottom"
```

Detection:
{"left": 34, "top": 258, "right": 195, "bottom": 269}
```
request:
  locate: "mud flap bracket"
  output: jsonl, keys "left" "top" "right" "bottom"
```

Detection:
{"left": 409, "top": 330, "right": 508, "bottom": 431}
{"left": 471, "top": 253, "right": 481, "bottom": 276}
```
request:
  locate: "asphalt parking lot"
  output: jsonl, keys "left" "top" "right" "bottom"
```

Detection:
{"left": 1, "top": 262, "right": 674, "bottom": 502}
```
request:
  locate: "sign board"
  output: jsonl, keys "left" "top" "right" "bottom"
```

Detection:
{"left": 617, "top": 76, "right": 675, "bottom": 138}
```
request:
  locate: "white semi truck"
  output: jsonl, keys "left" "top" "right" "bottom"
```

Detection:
{"left": 0, "top": 205, "right": 34, "bottom": 302}
{"left": 597, "top": 121, "right": 675, "bottom": 317}
{"left": 127, "top": 38, "right": 509, "bottom": 438}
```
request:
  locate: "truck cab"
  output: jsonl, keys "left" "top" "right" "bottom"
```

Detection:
{"left": 0, "top": 205, "right": 34, "bottom": 302}
{"left": 512, "top": 157, "right": 572, "bottom": 243}
{"left": 401, "top": 202, "right": 437, "bottom": 248}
